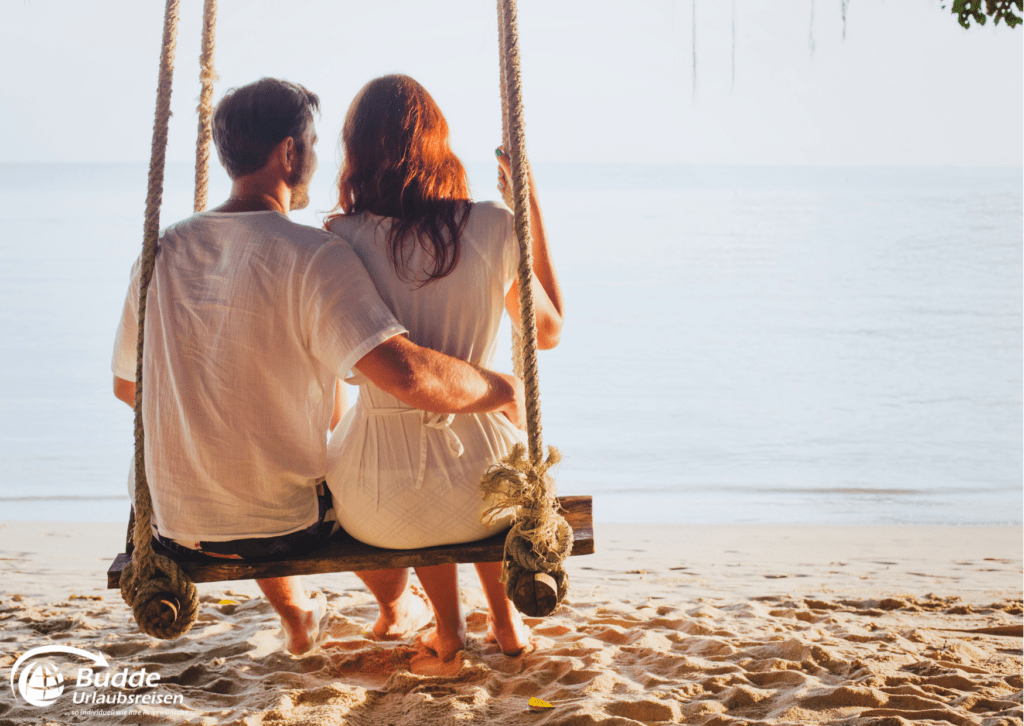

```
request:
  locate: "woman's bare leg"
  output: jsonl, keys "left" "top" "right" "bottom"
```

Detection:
{"left": 256, "top": 576, "right": 326, "bottom": 655}
{"left": 356, "top": 568, "right": 432, "bottom": 640}
{"left": 413, "top": 563, "right": 466, "bottom": 661}
{"left": 474, "top": 561, "right": 531, "bottom": 656}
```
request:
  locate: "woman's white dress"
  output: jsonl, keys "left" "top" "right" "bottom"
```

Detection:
{"left": 325, "top": 201, "right": 523, "bottom": 549}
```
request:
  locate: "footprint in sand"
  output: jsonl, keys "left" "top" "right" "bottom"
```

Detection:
{"left": 606, "top": 698, "right": 681, "bottom": 722}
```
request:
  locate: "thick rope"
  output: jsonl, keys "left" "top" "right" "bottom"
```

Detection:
{"left": 499, "top": 0, "right": 544, "bottom": 464}
{"left": 119, "top": 0, "right": 199, "bottom": 640}
{"left": 131, "top": 0, "right": 179, "bottom": 583}
{"left": 496, "top": 6, "right": 524, "bottom": 380}
{"left": 483, "top": 0, "right": 571, "bottom": 617}
{"left": 193, "top": 0, "right": 218, "bottom": 212}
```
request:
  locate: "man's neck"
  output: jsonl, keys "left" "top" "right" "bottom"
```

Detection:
{"left": 212, "top": 177, "right": 291, "bottom": 215}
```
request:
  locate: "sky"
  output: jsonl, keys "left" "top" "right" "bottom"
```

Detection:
{"left": 1, "top": 0, "right": 1021, "bottom": 167}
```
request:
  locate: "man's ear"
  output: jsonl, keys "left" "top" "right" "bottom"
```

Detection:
{"left": 279, "top": 136, "right": 297, "bottom": 175}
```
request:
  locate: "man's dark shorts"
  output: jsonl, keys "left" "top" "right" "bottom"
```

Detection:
{"left": 155, "top": 483, "right": 340, "bottom": 561}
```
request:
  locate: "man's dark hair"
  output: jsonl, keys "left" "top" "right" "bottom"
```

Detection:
{"left": 212, "top": 78, "right": 320, "bottom": 179}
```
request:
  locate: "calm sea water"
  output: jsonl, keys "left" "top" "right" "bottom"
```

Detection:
{"left": 0, "top": 162, "right": 1020, "bottom": 524}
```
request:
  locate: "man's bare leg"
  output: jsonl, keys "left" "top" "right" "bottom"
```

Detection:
{"left": 256, "top": 576, "right": 326, "bottom": 655}
{"left": 356, "top": 567, "right": 432, "bottom": 640}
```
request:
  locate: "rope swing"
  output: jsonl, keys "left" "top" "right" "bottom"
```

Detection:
{"left": 120, "top": 0, "right": 572, "bottom": 639}
{"left": 119, "top": 0, "right": 218, "bottom": 640}
{"left": 481, "top": 0, "right": 573, "bottom": 619}
{"left": 193, "top": 0, "right": 219, "bottom": 213}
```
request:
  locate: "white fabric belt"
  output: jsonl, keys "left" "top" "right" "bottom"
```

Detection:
{"left": 362, "top": 405, "right": 465, "bottom": 490}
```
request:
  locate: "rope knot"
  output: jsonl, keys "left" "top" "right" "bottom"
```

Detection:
{"left": 119, "top": 553, "right": 199, "bottom": 640}
{"left": 480, "top": 442, "right": 572, "bottom": 615}
{"left": 480, "top": 442, "right": 561, "bottom": 527}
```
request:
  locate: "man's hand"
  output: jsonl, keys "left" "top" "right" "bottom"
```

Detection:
{"left": 496, "top": 372, "right": 526, "bottom": 430}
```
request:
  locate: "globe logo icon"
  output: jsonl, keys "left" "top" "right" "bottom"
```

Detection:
{"left": 18, "top": 660, "right": 64, "bottom": 707}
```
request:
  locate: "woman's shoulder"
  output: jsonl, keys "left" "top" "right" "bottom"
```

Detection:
{"left": 467, "top": 200, "right": 513, "bottom": 225}
{"left": 463, "top": 201, "right": 515, "bottom": 247}
{"left": 459, "top": 202, "right": 518, "bottom": 282}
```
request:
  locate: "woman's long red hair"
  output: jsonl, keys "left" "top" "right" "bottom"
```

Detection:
{"left": 327, "top": 75, "right": 471, "bottom": 285}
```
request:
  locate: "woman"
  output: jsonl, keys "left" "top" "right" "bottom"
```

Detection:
{"left": 324, "top": 74, "right": 563, "bottom": 661}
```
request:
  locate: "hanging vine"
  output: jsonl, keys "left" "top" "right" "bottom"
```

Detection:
{"left": 684, "top": 0, "right": 1015, "bottom": 97}
{"left": 808, "top": 0, "right": 816, "bottom": 55}
{"left": 691, "top": 0, "right": 697, "bottom": 98}
{"left": 731, "top": 0, "right": 737, "bottom": 92}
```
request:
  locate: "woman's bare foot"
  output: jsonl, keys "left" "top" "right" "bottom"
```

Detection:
{"left": 486, "top": 610, "right": 532, "bottom": 656}
{"left": 373, "top": 585, "right": 433, "bottom": 640}
{"left": 281, "top": 591, "right": 327, "bottom": 655}
{"left": 417, "top": 621, "right": 467, "bottom": 662}
{"left": 472, "top": 562, "right": 533, "bottom": 656}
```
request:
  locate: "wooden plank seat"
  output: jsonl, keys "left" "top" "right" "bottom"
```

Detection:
{"left": 108, "top": 495, "right": 593, "bottom": 588}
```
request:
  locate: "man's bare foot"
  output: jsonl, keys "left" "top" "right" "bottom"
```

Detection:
{"left": 373, "top": 585, "right": 433, "bottom": 640}
{"left": 282, "top": 591, "right": 327, "bottom": 655}
{"left": 486, "top": 610, "right": 532, "bottom": 656}
{"left": 417, "top": 622, "right": 467, "bottom": 662}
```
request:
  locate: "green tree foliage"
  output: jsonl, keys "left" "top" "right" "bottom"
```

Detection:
{"left": 947, "top": 0, "right": 1023, "bottom": 28}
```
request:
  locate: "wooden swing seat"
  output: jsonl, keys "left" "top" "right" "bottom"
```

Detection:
{"left": 107, "top": 495, "right": 593, "bottom": 588}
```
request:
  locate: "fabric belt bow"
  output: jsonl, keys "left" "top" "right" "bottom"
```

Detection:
{"left": 363, "top": 407, "right": 465, "bottom": 490}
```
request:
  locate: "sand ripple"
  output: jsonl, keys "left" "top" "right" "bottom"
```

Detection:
{"left": 0, "top": 586, "right": 1020, "bottom": 726}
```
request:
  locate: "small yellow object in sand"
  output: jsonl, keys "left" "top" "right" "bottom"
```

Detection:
{"left": 528, "top": 697, "right": 554, "bottom": 712}
{"left": 217, "top": 599, "right": 239, "bottom": 605}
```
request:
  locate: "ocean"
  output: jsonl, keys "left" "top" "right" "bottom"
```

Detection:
{"left": 0, "top": 162, "right": 1020, "bottom": 525}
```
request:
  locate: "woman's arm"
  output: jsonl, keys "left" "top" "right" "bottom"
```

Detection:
{"left": 497, "top": 148, "right": 565, "bottom": 350}
{"left": 113, "top": 376, "right": 136, "bottom": 408}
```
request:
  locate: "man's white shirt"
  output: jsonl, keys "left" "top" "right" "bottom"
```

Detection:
{"left": 112, "top": 211, "right": 406, "bottom": 542}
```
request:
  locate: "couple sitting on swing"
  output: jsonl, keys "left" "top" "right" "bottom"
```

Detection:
{"left": 111, "top": 76, "right": 564, "bottom": 660}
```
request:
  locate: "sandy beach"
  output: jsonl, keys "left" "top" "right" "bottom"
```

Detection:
{"left": 1, "top": 521, "right": 1020, "bottom": 726}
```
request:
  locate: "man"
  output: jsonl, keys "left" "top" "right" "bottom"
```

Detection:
{"left": 111, "top": 78, "right": 524, "bottom": 654}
